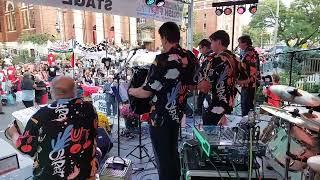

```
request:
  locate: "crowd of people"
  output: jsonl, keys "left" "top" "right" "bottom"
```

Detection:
{"left": 2, "top": 21, "right": 283, "bottom": 180}
{"left": 0, "top": 54, "right": 130, "bottom": 114}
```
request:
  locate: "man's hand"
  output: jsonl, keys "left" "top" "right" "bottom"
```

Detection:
{"left": 128, "top": 88, "right": 136, "bottom": 96}
{"left": 7, "top": 123, "right": 19, "bottom": 138}
{"left": 198, "top": 80, "right": 211, "bottom": 94}
{"left": 218, "top": 115, "right": 228, "bottom": 126}
{"left": 6, "top": 123, "right": 20, "bottom": 146}
{"left": 128, "top": 87, "right": 152, "bottom": 99}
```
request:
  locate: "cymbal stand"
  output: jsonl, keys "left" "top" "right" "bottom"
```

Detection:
{"left": 126, "top": 118, "right": 156, "bottom": 168}
{"left": 284, "top": 122, "right": 293, "bottom": 180}
{"left": 247, "top": 110, "right": 257, "bottom": 180}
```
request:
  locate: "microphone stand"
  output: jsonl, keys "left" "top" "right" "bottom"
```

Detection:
{"left": 113, "top": 49, "right": 139, "bottom": 156}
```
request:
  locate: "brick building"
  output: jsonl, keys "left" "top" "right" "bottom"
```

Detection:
{"left": 194, "top": 0, "right": 251, "bottom": 49}
{"left": 0, "top": 0, "right": 139, "bottom": 54}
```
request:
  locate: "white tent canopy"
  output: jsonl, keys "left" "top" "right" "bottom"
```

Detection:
{"left": 129, "top": 49, "right": 161, "bottom": 65}
{"left": 16, "top": 0, "right": 184, "bottom": 24}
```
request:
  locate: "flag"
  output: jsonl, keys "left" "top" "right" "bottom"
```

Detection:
{"left": 47, "top": 53, "right": 55, "bottom": 66}
{"left": 70, "top": 52, "right": 75, "bottom": 68}
{"left": 192, "top": 48, "right": 200, "bottom": 58}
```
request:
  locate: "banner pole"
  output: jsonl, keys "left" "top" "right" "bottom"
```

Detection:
{"left": 187, "top": 0, "right": 194, "bottom": 51}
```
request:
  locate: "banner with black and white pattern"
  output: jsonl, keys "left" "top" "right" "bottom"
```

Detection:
{"left": 74, "top": 40, "right": 110, "bottom": 53}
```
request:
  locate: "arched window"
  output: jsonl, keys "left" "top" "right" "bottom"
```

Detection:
{"left": 5, "top": 1, "right": 16, "bottom": 31}
{"left": 20, "top": 3, "right": 35, "bottom": 29}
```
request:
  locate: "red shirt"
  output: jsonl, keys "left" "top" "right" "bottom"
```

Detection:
{"left": 7, "top": 66, "right": 16, "bottom": 81}
{"left": 264, "top": 84, "right": 281, "bottom": 107}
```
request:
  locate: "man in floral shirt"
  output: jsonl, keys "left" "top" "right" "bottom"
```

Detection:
{"left": 7, "top": 76, "right": 98, "bottom": 180}
{"left": 238, "top": 35, "right": 260, "bottom": 116}
{"left": 129, "top": 22, "right": 198, "bottom": 180}
{"left": 196, "top": 39, "right": 214, "bottom": 116}
{"left": 198, "top": 30, "right": 238, "bottom": 125}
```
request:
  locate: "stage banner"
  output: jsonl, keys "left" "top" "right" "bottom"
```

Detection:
{"left": 17, "top": 0, "right": 184, "bottom": 24}
{"left": 91, "top": 93, "right": 108, "bottom": 114}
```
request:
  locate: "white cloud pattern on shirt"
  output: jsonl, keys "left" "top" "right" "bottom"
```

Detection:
{"left": 149, "top": 80, "right": 163, "bottom": 91}
{"left": 211, "top": 107, "right": 224, "bottom": 114}
{"left": 164, "top": 69, "right": 180, "bottom": 79}
{"left": 152, "top": 95, "right": 158, "bottom": 102}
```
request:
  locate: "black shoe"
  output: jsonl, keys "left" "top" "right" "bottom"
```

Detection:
{"left": 0, "top": 112, "right": 4, "bottom": 115}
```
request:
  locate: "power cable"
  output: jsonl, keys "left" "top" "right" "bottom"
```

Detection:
{"left": 231, "top": 161, "right": 240, "bottom": 180}
{"left": 207, "top": 158, "right": 224, "bottom": 180}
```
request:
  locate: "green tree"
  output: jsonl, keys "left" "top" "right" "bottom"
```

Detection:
{"left": 244, "top": 0, "right": 320, "bottom": 48}
{"left": 19, "top": 33, "right": 55, "bottom": 45}
{"left": 193, "top": 32, "right": 204, "bottom": 47}
{"left": 242, "top": 26, "right": 271, "bottom": 48}
{"left": 12, "top": 50, "right": 35, "bottom": 64}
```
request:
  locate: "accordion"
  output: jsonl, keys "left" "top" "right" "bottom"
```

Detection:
{"left": 128, "top": 66, "right": 151, "bottom": 115}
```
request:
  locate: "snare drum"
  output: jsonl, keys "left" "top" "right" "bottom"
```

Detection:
{"left": 268, "top": 127, "right": 317, "bottom": 171}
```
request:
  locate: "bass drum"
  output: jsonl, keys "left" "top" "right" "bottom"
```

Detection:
{"left": 128, "top": 66, "right": 151, "bottom": 115}
{"left": 267, "top": 127, "right": 317, "bottom": 171}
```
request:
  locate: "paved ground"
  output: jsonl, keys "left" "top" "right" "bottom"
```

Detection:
{"left": 0, "top": 103, "right": 25, "bottom": 140}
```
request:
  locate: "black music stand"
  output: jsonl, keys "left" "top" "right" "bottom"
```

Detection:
{"left": 113, "top": 49, "right": 139, "bottom": 156}
{"left": 126, "top": 118, "right": 156, "bottom": 168}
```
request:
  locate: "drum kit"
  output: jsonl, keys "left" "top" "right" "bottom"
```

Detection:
{"left": 259, "top": 85, "right": 320, "bottom": 179}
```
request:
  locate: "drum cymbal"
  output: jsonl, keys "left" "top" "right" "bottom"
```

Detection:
{"left": 260, "top": 105, "right": 320, "bottom": 132}
{"left": 269, "top": 85, "right": 320, "bottom": 107}
{"left": 307, "top": 155, "right": 320, "bottom": 172}
{"left": 283, "top": 106, "right": 320, "bottom": 126}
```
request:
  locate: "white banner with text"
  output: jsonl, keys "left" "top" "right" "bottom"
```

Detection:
{"left": 16, "top": 0, "right": 184, "bottom": 24}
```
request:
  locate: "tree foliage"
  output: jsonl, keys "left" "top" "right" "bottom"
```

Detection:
{"left": 193, "top": 32, "right": 204, "bottom": 47}
{"left": 244, "top": 0, "right": 320, "bottom": 48}
{"left": 12, "top": 50, "right": 35, "bottom": 64}
{"left": 19, "top": 33, "right": 55, "bottom": 45}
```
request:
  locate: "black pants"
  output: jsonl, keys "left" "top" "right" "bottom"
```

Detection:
{"left": 22, "top": 100, "right": 34, "bottom": 108}
{"left": 241, "top": 87, "right": 255, "bottom": 116}
{"left": 149, "top": 121, "right": 180, "bottom": 180}
{"left": 106, "top": 95, "right": 117, "bottom": 116}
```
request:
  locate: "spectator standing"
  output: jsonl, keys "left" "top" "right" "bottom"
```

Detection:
{"left": 21, "top": 72, "right": 35, "bottom": 108}
{"left": 103, "top": 75, "right": 117, "bottom": 116}
{"left": 263, "top": 74, "right": 281, "bottom": 107}
{"left": 34, "top": 75, "right": 48, "bottom": 105}
{"left": 47, "top": 62, "right": 60, "bottom": 82}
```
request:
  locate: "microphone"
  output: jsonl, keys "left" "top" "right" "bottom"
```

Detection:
{"left": 233, "top": 46, "right": 239, "bottom": 53}
{"left": 131, "top": 45, "right": 146, "bottom": 51}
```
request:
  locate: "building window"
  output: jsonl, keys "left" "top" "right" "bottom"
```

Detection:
{"left": 204, "top": 13, "right": 207, "bottom": 20}
{"left": 0, "top": 20, "right": 2, "bottom": 32}
{"left": 12, "top": 49, "right": 17, "bottom": 54}
{"left": 30, "top": 49, "right": 35, "bottom": 57}
{"left": 5, "top": 2, "right": 16, "bottom": 31}
{"left": 20, "top": 4, "right": 34, "bottom": 29}
{"left": 204, "top": 23, "right": 207, "bottom": 29}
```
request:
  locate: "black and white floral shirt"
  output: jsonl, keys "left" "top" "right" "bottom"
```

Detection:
{"left": 143, "top": 46, "right": 198, "bottom": 127}
{"left": 16, "top": 98, "right": 98, "bottom": 180}
{"left": 201, "top": 50, "right": 238, "bottom": 119}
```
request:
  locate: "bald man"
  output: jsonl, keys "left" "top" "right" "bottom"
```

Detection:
{"left": 7, "top": 76, "right": 98, "bottom": 180}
